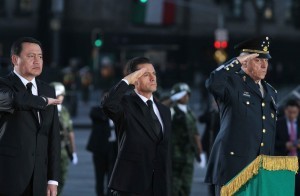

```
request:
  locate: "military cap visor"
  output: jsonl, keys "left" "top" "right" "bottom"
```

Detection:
{"left": 234, "top": 36, "right": 272, "bottom": 59}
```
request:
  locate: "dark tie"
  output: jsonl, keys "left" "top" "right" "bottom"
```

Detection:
{"left": 26, "top": 82, "right": 33, "bottom": 94}
{"left": 146, "top": 100, "right": 163, "bottom": 140}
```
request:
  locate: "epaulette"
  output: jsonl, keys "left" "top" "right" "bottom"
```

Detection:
{"left": 264, "top": 81, "right": 277, "bottom": 93}
{"left": 216, "top": 59, "right": 240, "bottom": 71}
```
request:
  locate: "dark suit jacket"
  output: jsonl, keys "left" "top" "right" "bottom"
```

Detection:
{"left": 204, "top": 58, "right": 278, "bottom": 186}
{"left": 102, "top": 81, "right": 171, "bottom": 196}
{"left": 0, "top": 72, "right": 60, "bottom": 195}
{"left": 275, "top": 117, "right": 300, "bottom": 156}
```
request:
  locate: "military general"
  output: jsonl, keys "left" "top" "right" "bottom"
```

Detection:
{"left": 204, "top": 36, "right": 278, "bottom": 196}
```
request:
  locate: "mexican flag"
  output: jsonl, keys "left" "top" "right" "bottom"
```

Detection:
{"left": 131, "top": 0, "right": 175, "bottom": 25}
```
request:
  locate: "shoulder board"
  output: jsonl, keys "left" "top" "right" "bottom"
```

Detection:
{"left": 264, "top": 81, "right": 277, "bottom": 93}
{"left": 222, "top": 59, "right": 240, "bottom": 71}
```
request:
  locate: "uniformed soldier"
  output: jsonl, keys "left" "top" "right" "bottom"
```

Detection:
{"left": 50, "top": 82, "right": 79, "bottom": 195}
{"left": 204, "top": 36, "right": 278, "bottom": 195}
{"left": 170, "top": 83, "right": 202, "bottom": 196}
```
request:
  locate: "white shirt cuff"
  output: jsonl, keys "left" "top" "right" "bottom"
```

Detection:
{"left": 121, "top": 79, "right": 129, "bottom": 85}
{"left": 48, "top": 180, "right": 58, "bottom": 186}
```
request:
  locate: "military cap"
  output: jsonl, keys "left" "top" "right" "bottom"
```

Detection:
{"left": 170, "top": 83, "right": 191, "bottom": 101}
{"left": 234, "top": 35, "right": 271, "bottom": 59}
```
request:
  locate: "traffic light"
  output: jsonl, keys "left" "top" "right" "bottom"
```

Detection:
{"left": 214, "top": 28, "right": 228, "bottom": 64}
{"left": 91, "top": 28, "right": 103, "bottom": 48}
{"left": 214, "top": 40, "right": 228, "bottom": 49}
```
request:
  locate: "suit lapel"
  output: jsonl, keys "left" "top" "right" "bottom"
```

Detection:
{"left": 130, "top": 93, "right": 160, "bottom": 142}
{"left": 36, "top": 80, "right": 45, "bottom": 126}
{"left": 9, "top": 72, "right": 40, "bottom": 125}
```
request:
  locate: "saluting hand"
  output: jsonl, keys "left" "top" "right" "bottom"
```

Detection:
{"left": 123, "top": 67, "right": 147, "bottom": 85}
{"left": 237, "top": 53, "right": 259, "bottom": 69}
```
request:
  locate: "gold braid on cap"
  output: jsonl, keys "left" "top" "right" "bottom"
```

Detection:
{"left": 242, "top": 49, "right": 269, "bottom": 54}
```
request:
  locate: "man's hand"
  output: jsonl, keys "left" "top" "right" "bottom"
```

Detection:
{"left": 47, "top": 184, "right": 57, "bottom": 196}
{"left": 236, "top": 53, "right": 259, "bottom": 68}
{"left": 123, "top": 68, "right": 147, "bottom": 85}
{"left": 47, "top": 98, "right": 62, "bottom": 106}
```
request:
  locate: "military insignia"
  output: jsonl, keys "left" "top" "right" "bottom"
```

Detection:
{"left": 243, "top": 92, "right": 250, "bottom": 98}
{"left": 271, "top": 113, "right": 274, "bottom": 118}
{"left": 243, "top": 76, "right": 246, "bottom": 82}
{"left": 263, "top": 46, "right": 268, "bottom": 51}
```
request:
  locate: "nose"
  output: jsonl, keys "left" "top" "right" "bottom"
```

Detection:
{"left": 261, "top": 59, "right": 268, "bottom": 68}
{"left": 150, "top": 73, "right": 156, "bottom": 81}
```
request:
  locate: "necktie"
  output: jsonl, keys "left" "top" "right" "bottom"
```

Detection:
{"left": 26, "top": 82, "right": 33, "bottom": 94}
{"left": 146, "top": 100, "right": 163, "bottom": 140}
{"left": 290, "top": 121, "right": 297, "bottom": 156}
{"left": 257, "top": 83, "right": 264, "bottom": 97}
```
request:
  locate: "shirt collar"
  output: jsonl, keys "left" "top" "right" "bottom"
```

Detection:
{"left": 134, "top": 90, "right": 154, "bottom": 104}
{"left": 13, "top": 70, "right": 37, "bottom": 90}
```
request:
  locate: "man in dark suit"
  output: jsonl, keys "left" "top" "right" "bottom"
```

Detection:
{"left": 101, "top": 57, "right": 171, "bottom": 196}
{"left": 0, "top": 37, "right": 61, "bottom": 196}
{"left": 204, "top": 36, "right": 278, "bottom": 195}
{"left": 275, "top": 99, "right": 300, "bottom": 194}
{"left": 87, "top": 91, "right": 118, "bottom": 196}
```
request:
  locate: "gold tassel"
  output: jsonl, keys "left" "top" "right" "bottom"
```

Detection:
{"left": 220, "top": 155, "right": 262, "bottom": 196}
{"left": 261, "top": 155, "right": 298, "bottom": 173}
{"left": 220, "top": 155, "right": 299, "bottom": 196}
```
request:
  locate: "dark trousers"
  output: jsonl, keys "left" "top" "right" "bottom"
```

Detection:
{"left": 110, "top": 176, "right": 154, "bottom": 196}
{"left": 214, "top": 184, "right": 221, "bottom": 196}
{"left": 93, "top": 150, "right": 117, "bottom": 196}
{"left": 110, "top": 185, "right": 153, "bottom": 196}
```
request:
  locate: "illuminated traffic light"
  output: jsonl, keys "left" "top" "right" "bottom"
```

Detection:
{"left": 139, "top": 0, "right": 148, "bottom": 3}
{"left": 214, "top": 40, "right": 228, "bottom": 49}
{"left": 91, "top": 28, "right": 103, "bottom": 48}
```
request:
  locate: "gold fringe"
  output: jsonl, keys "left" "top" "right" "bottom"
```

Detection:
{"left": 261, "top": 155, "right": 298, "bottom": 173}
{"left": 220, "top": 155, "right": 299, "bottom": 196}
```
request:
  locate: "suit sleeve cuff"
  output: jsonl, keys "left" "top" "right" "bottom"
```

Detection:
{"left": 121, "top": 79, "right": 129, "bottom": 85}
{"left": 48, "top": 180, "right": 58, "bottom": 186}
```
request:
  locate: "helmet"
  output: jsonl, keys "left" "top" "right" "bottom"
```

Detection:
{"left": 170, "top": 83, "right": 191, "bottom": 101}
{"left": 170, "top": 83, "right": 191, "bottom": 96}
{"left": 50, "top": 82, "right": 66, "bottom": 96}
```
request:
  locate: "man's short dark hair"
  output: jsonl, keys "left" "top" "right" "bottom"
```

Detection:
{"left": 123, "top": 57, "right": 152, "bottom": 76}
{"left": 285, "top": 99, "right": 300, "bottom": 109}
{"left": 11, "top": 37, "right": 42, "bottom": 57}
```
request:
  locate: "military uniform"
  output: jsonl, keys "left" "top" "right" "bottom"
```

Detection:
{"left": 50, "top": 82, "right": 77, "bottom": 195}
{"left": 204, "top": 36, "right": 278, "bottom": 187}
{"left": 170, "top": 83, "right": 200, "bottom": 196}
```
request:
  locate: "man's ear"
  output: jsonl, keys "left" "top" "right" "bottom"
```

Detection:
{"left": 11, "top": 55, "right": 18, "bottom": 66}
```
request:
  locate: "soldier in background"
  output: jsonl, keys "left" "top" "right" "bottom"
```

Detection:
{"left": 169, "top": 82, "right": 202, "bottom": 196}
{"left": 86, "top": 91, "right": 118, "bottom": 196}
{"left": 50, "top": 82, "right": 78, "bottom": 195}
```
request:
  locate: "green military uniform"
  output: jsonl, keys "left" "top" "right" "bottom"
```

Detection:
{"left": 51, "top": 81, "right": 77, "bottom": 195}
{"left": 171, "top": 104, "right": 199, "bottom": 196}
{"left": 58, "top": 105, "right": 73, "bottom": 195}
